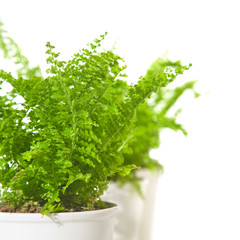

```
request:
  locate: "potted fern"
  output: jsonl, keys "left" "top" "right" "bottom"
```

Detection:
{"left": 103, "top": 57, "right": 198, "bottom": 240}
{"left": 0, "top": 22, "right": 191, "bottom": 240}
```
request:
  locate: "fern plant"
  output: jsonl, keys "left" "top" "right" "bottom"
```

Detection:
{"left": 115, "top": 57, "right": 198, "bottom": 191}
{"left": 0, "top": 22, "right": 191, "bottom": 214}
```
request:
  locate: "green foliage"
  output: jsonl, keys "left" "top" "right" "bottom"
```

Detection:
{"left": 116, "top": 57, "right": 198, "bottom": 188}
{"left": 0, "top": 22, "right": 42, "bottom": 78}
{"left": 0, "top": 22, "right": 191, "bottom": 214}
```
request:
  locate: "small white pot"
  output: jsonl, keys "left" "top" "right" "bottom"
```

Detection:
{"left": 102, "top": 169, "right": 161, "bottom": 240}
{"left": 0, "top": 204, "right": 118, "bottom": 240}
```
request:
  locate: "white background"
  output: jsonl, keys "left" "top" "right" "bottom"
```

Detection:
{"left": 1, "top": 0, "right": 240, "bottom": 239}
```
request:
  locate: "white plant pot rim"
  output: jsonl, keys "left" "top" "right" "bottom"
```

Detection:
{"left": 0, "top": 202, "right": 118, "bottom": 222}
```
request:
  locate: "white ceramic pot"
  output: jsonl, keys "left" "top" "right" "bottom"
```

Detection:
{"left": 0, "top": 204, "right": 118, "bottom": 240}
{"left": 102, "top": 169, "right": 161, "bottom": 240}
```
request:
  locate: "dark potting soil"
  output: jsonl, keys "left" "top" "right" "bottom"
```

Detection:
{"left": 0, "top": 202, "right": 116, "bottom": 213}
{"left": 0, "top": 204, "right": 42, "bottom": 213}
